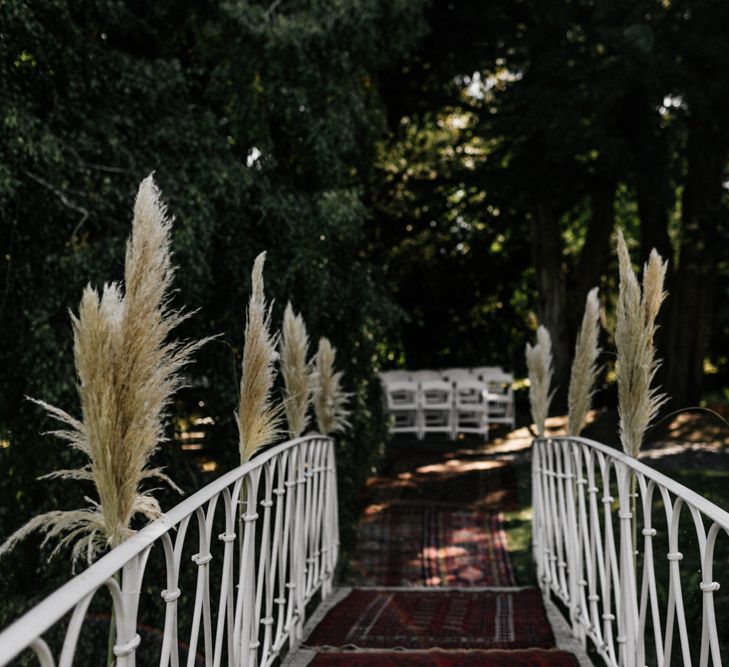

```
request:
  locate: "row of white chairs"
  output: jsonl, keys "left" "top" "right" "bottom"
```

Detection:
{"left": 379, "top": 367, "right": 515, "bottom": 441}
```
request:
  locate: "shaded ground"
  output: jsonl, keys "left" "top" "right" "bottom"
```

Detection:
{"left": 489, "top": 406, "right": 729, "bottom": 475}
{"left": 342, "top": 424, "right": 534, "bottom": 587}
{"left": 546, "top": 408, "right": 729, "bottom": 484}
{"left": 343, "top": 407, "right": 729, "bottom": 587}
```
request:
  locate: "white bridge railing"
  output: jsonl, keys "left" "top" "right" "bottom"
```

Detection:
{"left": 533, "top": 436, "right": 729, "bottom": 667}
{"left": 0, "top": 434, "right": 339, "bottom": 667}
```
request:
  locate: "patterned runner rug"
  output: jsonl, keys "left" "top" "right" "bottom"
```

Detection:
{"left": 310, "top": 649, "right": 579, "bottom": 666}
{"left": 352, "top": 506, "right": 515, "bottom": 587}
{"left": 304, "top": 588, "right": 554, "bottom": 650}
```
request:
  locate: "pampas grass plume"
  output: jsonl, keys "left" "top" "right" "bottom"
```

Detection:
{"left": 237, "top": 252, "right": 283, "bottom": 463}
{"left": 615, "top": 229, "right": 668, "bottom": 457}
{"left": 280, "top": 302, "right": 313, "bottom": 438}
{"left": 313, "top": 337, "right": 350, "bottom": 436}
{"left": 567, "top": 288, "right": 601, "bottom": 436}
{"left": 526, "top": 325, "right": 554, "bottom": 437}
{"left": 0, "top": 175, "right": 207, "bottom": 564}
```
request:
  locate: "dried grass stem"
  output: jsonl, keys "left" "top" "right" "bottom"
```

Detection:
{"left": 526, "top": 325, "right": 554, "bottom": 438}
{"left": 1, "top": 175, "right": 206, "bottom": 564}
{"left": 615, "top": 229, "right": 668, "bottom": 457}
{"left": 312, "top": 337, "right": 350, "bottom": 436}
{"left": 280, "top": 303, "right": 313, "bottom": 438}
{"left": 567, "top": 288, "right": 601, "bottom": 436}
{"left": 237, "top": 252, "right": 282, "bottom": 463}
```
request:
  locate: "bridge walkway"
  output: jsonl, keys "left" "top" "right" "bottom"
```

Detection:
{"left": 286, "top": 433, "right": 591, "bottom": 666}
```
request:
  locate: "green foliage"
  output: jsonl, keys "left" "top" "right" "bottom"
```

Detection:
{"left": 370, "top": 106, "right": 534, "bottom": 370}
{"left": 3, "top": 0, "right": 729, "bottom": 641}
{"left": 0, "top": 0, "right": 427, "bottom": 614}
{"left": 370, "top": 0, "right": 729, "bottom": 403}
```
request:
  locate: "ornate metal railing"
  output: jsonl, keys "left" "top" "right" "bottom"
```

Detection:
{"left": 532, "top": 436, "right": 729, "bottom": 667}
{"left": 0, "top": 434, "right": 338, "bottom": 667}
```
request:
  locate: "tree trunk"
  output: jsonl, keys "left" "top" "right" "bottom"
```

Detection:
{"left": 636, "top": 184, "right": 673, "bottom": 266}
{"left": 530, "top": 180, "right": 615, "bottom": 411}
{"left": 664, "top": 120, "right": 728, "bottom": 407}
{"left": 572, "top": 179, "right": 616, "bottom": 325}
{"left": 628, "top": 106, "right": 675, "bottom": 388}
{"left": 631, "top": 115, "right": 674, "bottom": 265}
{"left": 530, "top": 201, "right": 570, "bottom": 408}
{"left": 664, "top": 273, "right": 715, "bottom": 407}
{"left": 617, "top": 82, "right": 675, "bottom": 265}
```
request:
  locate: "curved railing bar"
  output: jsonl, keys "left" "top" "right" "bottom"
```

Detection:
{"left": 0, "top": 434, "right": 332, "bottom": 666}
{"left": 58, "top": 590, "right": 98, "bottom": 667}
{"left": 535, "top": 436, "right": 729, "bottom": 667}
{"left": 703, "top": 523, "right": 726, "bottom": 666}
{"left": 637, "top": 477, "right": 664, "bottom": 666}
{"left": 212, "top": 483, "right": 237, "bottom": 667}
{"left": 551, "top": 436, "right": 729, "bottom": 527}
{"left": 30, "top": 638, "right": 55, "bottom": 667}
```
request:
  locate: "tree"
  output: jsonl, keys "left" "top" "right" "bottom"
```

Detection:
{"left": 0, "top": 0, "right": 428, "bottom": 614}
{"left": 371, "top": 0, "right": 729, "bottom": 408}
{"left": 659, "top": 0, "right": 729, "bottom": 406}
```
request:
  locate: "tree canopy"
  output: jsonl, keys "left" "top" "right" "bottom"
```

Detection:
{"left": 1, "top": 0, "right": 729, "bottom": 619}
{"left": 0, "top": 0, "right": 427, "bottom": 612}
{"left": 371, "top": 0, "right": 729, "bottom": 407}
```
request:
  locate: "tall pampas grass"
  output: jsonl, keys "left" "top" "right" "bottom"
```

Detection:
{"left": 312, "top": 337, "right": 350, "bottom": 436}
{"left": 615, "top": 230, "right": 668, "bottom": 458}
{"left": 567, "top": 288, "right": 602, "bottom": 436}
{"left": 280, "top": 303, "right": 313, "bottom": 438}
{"left": 526, "top": 325, "right": 554, "bottom": 437}
{"left": 237, "top": 252, "right": 282, "bottom": 463}
{"left": 0, "top": 175, "right": 206, "bottom": 564}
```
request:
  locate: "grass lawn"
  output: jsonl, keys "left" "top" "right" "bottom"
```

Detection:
{"left": 501, "top": 460, "right": 537, "bottom": 587}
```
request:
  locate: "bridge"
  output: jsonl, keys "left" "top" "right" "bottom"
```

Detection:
{"left": 0, "top": 432, "right": 727, "bottom": 666}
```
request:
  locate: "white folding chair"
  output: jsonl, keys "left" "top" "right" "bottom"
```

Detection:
{"left": 384, "top": 380, "right": 420, "bottom": 437}
{"left": 411, "top": 369, "right": 442, "bottom": 382}
{"left": 442, "top": 368, "right": 480, "bottom": 403}
{"left": 380, "top": 370, "right": 412, "bottom": 383}
{"left": 440, "top": 368, "right": 472, "bottom": 382}
{"left": 470, "top": 366, "right": 502, "bottom": 380}
{"left": 453, "top": 378, "right": 489, "bottom": 441}
{"left": 420, "top": 379, "right": 454, "bottom": 438}
{"left": 483, "top": 371, "right": 515, "bottom": 430}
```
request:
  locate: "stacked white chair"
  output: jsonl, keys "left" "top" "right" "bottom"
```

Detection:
{"left": 383, "top": 379, "right": 420, "bottom": 437}
{"left": 419, "top": 379, "right": 454, "bottom": 437}
{"left": 442, "top": 367, "right": 481, "bottom": 403}
{"left": 470, "top": 365, "right": 501, "bottom": 378}
{"left": 440, "top": 368, "right": 473, "bottom": 383}
{"left": 380, "top": 369, "right": 412, "bottom": 382}
{"left": 481, "top": 369, "right": 515, "bottom": 430}
{"left": 410, "top": 369, "right": 442, "bottom": 382}
{"left": 452, "top": 377, "right": 489, "bottom": 440}
{"left": 380, "top": 366, "right": 514, "bottom": 441}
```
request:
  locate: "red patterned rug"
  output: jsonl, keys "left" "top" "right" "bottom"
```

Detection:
{"left": 304, "top": 588, "right": 554, "bottom": 650}
{"left": 352, "top": 507, "right": 515, "bottom": 587}
{"left": 310, "top": 649, "right": 579, "bottom": 666}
